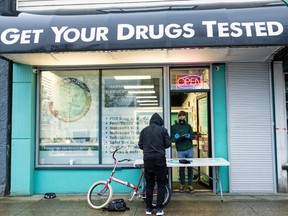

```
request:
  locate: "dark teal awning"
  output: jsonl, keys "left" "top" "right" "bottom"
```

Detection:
{"left": 0, "top": 5, "right": 288, "bottom": 54}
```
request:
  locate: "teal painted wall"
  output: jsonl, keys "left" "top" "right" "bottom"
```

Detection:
{"left": 212, "top": 63, "right": 229, "bottom": 192}
{"left": 34, "top": 168, "right": 142, "bottom": 194}
{"left": 11, "top": 64, "right": 36, "bottom": 195}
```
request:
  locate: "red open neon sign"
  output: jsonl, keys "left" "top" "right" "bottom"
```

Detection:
{"left": 176, "top": 74, "right": 203, "bottom": 89}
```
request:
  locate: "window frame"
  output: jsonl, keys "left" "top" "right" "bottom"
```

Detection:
{"left": 35, "top": 67, "right": 165, "bottom": 168}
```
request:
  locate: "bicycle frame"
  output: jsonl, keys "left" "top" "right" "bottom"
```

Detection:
{"left": 105, "top": 156, "right": 146, "bottom": 201}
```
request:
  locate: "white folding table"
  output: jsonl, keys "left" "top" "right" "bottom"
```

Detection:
{"left": 134, "top": 158, "right": 230, "bottom": 201}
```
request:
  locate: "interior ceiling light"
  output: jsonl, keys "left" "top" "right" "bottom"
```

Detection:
{"left": 139, "top": 103, "right": 158, "bottom": 106}
{"left": 137, "top": 100, "right": 158, "bottom": 103}
{"left": 136, "top": 96, "right": 157, "bottom": 99}
{"left": 128, "top": 90, "right": 155, "bottom": 94}
{"left": 123, "top": 85, "right": 154, "bottom": 89}
{"left": 114, "top": 75, "right": 151, "bottom": 80}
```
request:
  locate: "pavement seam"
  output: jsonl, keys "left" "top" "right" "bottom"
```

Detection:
{"left": 13, "top": 198, "right": 43, "bottom": 216}
{"left": 248, "top": 204, "right": 259, "bottom": 215}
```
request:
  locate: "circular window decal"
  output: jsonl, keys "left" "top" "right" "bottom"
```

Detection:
{"left": 49, "top": 77, "right": 92, "bottom": 122}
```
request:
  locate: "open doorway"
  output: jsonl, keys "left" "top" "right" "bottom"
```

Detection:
{"left": 170, "top": 91, "right": 212, "bottom": 192}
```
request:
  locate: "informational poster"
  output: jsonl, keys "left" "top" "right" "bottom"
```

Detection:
{"left": 101, "top": 110, "right": 158, "bottom": 164}
{"left": 198, "top": 97, "right": 208, "bottom": 133}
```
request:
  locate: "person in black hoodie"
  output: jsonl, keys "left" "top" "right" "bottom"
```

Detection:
{"left": 138, "top": 113, "right": 171, "bottom": 216}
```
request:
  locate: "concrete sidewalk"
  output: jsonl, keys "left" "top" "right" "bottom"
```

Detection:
{"left": 1, "top": 192, "right": 288, "bottom": 216}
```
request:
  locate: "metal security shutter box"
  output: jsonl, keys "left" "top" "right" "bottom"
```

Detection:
{"left": 226, "top": 63, "right": 275, "bottom": 193}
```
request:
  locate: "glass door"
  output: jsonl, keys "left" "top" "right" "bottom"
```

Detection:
{"left": 170, "top": 67, "right": 212, "bottom": 192}
{"left": 196, "top": 93, "right": 211, "bottom": 188}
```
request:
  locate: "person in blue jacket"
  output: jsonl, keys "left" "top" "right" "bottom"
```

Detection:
{"left": 171, "top": 110, "right": 195, "bottom": 193}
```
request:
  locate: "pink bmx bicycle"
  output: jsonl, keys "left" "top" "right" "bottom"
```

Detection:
{"left": 87, "top": 147, "right": 171, "bottom": 209}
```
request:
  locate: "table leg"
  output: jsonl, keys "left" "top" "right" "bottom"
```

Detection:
{"left": 216, "top": 166, "right": 224, "bottom": 202}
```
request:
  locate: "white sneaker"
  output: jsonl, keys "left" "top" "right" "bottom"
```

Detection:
{"left": 156, "top": 208, "right": 164, "bottom": 215}
{"left": 146, "top": 208, "right": 153, "bottom": 215}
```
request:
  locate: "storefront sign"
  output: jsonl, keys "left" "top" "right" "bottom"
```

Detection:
{"left": 176, "top": 74, "right": 203, "bottom": 90}
{"left": 0, "top": 6, "right": 288, "bottom": 53}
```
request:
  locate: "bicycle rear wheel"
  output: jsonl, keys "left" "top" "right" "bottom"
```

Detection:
{"left": 87, "top": 181, "right": 113, "bottom": 209}
{"left": 162, "top": 185, "right": 171, "bottom": 207}
{"left": 143, "top": 184, "right": 171, "bottom": 207}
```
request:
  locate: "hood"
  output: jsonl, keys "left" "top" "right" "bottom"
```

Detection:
{"left": 149, "top": 113, "right": 163, "bottom": 126}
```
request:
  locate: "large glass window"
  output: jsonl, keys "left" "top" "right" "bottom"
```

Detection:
{"left": 101, "top": 68, "right": 163, "bottom": 165}
{"left": 38, "top": 70, "right": 99, "bottom": 166}
{"left": 38, "top": 68, "right": 163, "bottom": 167}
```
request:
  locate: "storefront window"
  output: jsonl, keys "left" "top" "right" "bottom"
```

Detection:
{"left": 101, "top": 68, "right": 163, "bottom": 164}
{"left": 38, "top": 70, "right": 99, "bottom": 166}
{"left": 170, "top": 68, "right": 210, "bottom": 90}
{"left": 38, "top": 68, "right": 163, "bottom": 167}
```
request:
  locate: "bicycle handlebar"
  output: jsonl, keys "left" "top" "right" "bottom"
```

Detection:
{"left": 112, "top": 147, "right": 131, "bottom": 163}
{"left": 112, "top": 147, "right": 122, "bottom": 160}
{"left": 118, "top": 159, "right": 131, "bottom": 163}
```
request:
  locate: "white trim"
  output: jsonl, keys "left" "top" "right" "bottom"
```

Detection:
{"left": 273, "top": 61, "right": 288, "bottom": 192}
{"left": 163, "top": 65, "right": 170, "bottom": 158}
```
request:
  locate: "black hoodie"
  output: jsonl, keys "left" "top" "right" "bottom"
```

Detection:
{"left": 138, "top": 113, "right": 171, "bottom": 160}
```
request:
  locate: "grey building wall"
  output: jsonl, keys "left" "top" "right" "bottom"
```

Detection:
{"left": 0, "top": 58, "right": 12, "bottom": 196}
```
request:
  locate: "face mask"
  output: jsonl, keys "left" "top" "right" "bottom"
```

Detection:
{"left": 179, "top": 119, "right": 185, "bottom": 124}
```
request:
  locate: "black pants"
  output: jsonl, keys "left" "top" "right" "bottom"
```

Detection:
{"left": 144, "top": 157, "right": 167, "bottom": 209}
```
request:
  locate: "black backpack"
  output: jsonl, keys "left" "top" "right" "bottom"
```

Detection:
{"left": 103, "top": 199, "right": 130, "bottom": 211}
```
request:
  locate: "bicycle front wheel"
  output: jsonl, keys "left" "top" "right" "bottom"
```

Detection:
{"left": 87, "top": 181, "right": 113, "bottom": 209}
